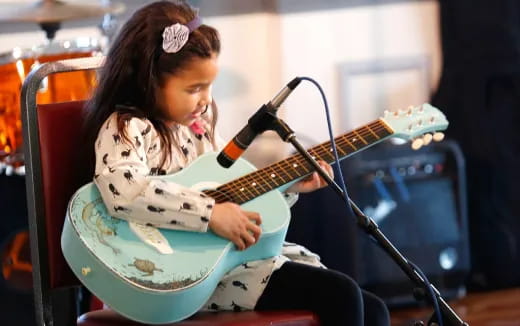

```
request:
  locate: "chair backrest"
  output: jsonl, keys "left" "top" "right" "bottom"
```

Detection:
{"left": 37, "top": 100, "right": 87, "bottom": 288}
{"left": 21, "top": 57, "right": 104, "bottom": 326}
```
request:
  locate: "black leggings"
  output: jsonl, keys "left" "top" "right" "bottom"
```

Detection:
{"left": 255, "top": 262, "right": 390, "bottom": 326}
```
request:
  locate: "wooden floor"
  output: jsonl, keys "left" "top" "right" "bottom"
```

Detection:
{"left": 390, "top": 288, "right": 520, "bottom": 326}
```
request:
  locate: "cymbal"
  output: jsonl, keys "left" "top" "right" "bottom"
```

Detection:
{"left": 0, "top": 0, "right": 125, "bottom": 23}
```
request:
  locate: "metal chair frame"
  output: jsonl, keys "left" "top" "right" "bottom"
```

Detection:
{"left": 21, "top": 56, "right": 105, "bottom": 326}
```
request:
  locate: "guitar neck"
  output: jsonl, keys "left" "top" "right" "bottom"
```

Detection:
{"left": 205, "top": 119, "right": 393, "bottom": 205}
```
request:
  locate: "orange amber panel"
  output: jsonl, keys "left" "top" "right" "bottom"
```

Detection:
{"left": 0, "top": 52, "right": 97, "bottom": 159}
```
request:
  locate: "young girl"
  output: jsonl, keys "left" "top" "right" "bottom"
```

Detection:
{"left": 83, "top": 1, "right": 390, "bottom": 325}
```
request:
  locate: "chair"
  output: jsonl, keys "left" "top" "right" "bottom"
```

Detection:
{"left": 21, "top": 57, "right": 320, "bottom": 326}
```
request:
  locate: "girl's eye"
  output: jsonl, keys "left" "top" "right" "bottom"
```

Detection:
{"left": 187, "top": 88, "right": 200, "bottom": 94}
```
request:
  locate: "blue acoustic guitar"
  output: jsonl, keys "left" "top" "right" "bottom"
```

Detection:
{"left": 62, "top": 103, "right": 448, "bottom": 324}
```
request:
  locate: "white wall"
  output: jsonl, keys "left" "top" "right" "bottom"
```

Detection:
{"left": 208, "top": 1, "right": 441, "bottom": 166}
{"left": 279, "top": 2, "right": 441, "bottom": 141}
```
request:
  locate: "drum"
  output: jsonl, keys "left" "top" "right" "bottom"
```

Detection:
{"left": 0, "top": 38, "right": 101, "bottom": 165}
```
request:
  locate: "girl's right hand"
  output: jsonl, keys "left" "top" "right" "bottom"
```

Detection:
{"left": 208, "top": 202, "right": 262, "bottom": 251}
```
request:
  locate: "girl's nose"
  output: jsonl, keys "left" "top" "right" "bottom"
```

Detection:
{"left": 204, "top": 95, "right": 213, "bottom": 107}
{"left": 200, "top": 87, "right": 213, "bottom": 106}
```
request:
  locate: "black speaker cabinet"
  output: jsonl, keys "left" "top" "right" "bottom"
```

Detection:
{"left": 288, "top": 139, "right": 470, "bottom": 307}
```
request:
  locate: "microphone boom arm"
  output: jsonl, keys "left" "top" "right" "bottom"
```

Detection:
{"left": 268, "top": 115, "right": 468, "bottom": 326}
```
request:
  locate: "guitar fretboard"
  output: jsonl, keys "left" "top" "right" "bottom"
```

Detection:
{"left": 203, "top": 119, "right": 392, "bottom": 204}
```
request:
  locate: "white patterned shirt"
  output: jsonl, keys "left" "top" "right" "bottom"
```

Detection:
{"left": 94, "top": 112, "right": 325, "bottom": 312}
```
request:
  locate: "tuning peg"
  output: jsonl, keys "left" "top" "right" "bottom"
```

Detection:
{"left": 433, "top": 132, "right": 445, "bottom": 142}
{"left": 407, "top": 106, "right": 414, "bottom": 116}
{"left": 411, "top": 138, "right": 424, "bottom": 150}
{"left": 422, "top": 133, "right": 433, "bottom": 145}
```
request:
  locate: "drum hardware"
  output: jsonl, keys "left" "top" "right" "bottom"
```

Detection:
{"left": 0, "top": 0, "right": 125, "bottom": 24}
{"left": 1, "top": 230, "right": 32, "bottom": 293}
{"left": 0, "top": 37, "right": 103, "bottom": 166}
{"left": 0, "top": 156, "right": 25, "bottom": 176}
{"left": 0, "top": 0, "right": 125, "bottom": 41}
{"left": 0, "top": 0, "right": 125, "bottom": 167}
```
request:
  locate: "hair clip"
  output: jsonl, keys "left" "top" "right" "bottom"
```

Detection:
{"left": 162, "top": 16, "right": 202, "bottom": 53}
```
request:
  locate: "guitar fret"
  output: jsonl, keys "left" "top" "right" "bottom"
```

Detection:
{"left": 215, "top": 185, "right": 239, "bottom": 203}
{"left": 307, "top": 148, "right": 322, "bottom": 162}
{"left": 233, "top": 188, "right": 248, "bottom": 203}
{"left": 243, "top": 177, "right": 262, "bottom": 197}
{"left": 230, "top": 178, "right": 257, "bottom": 200}
{"left": 352, "top": 130, "right": 368, "bottom": 144}
{"left": 249, "top": 173, "right": 266, "bottom": 192}
{"left": 374, "top": 121, "right": 391, "bottom": 138}
{"left": 365, "top": 125, "right": 379, "bottom": 138}
{"left": 342, "top": 134, "right": 358, "bottom": 151}
{"left": 255, "top": 170, "right": 277, "bottom": 190}
{"left": 267, "top": 166, "right": 286, "bottom": 185}
{"left": 330, "top": 144, "right": 347, "bottom": 156}
{"left": 276, "top": 161, "right": 297, "bottom": 181}
{"left": 299, "top": 158, "right": 311, "bottom": 173}
{"left": 284, "top": 165, "right": 299, "bottom": 180}
{"left": 259, "top": 169, "right": 278, "bottom": 190}
{"left": 289, "top": 156, "right": 309, "bottom": 174}
{"left": 285, "top": 158, "right": 302, "bottom": 176}
{"left": 318, "top": 144, "right": 335, "bottom": 161}
{"left": 360, "top": 126, "right": 379, "bottom": 144}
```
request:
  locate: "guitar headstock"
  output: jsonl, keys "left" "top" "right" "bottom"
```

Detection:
{"left": 381, "top": 103, "right": 448, "bottom": 150}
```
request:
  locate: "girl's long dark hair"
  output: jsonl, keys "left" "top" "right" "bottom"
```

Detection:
{"left": 81, "top": 0, "right": 220, "bottom": 182}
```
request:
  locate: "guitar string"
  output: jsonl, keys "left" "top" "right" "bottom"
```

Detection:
{"left": 212, "top": 109, "right": 436, "bottom": 203}
{"left": 207, "top": 121, "right": 391, "bottom": 203}
{"left": 208, "top": 123, "right": 385, "bottom": 203}
{"left": 206, "top": 120, "right": 393, "bottom": 203}
{"left": 212, "top": 121, "right": 390, "bottom": 203}
{"left": 227, "top": 120, "right": 387, "bottom": 192}
{"left": 229, "top": 120, "right": 389, "bottom": 191}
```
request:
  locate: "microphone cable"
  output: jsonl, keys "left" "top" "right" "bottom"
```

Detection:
{"left": 298, "top": 76, "right": 443, "bottom": 326}
{"left": 298, "top": 76, "right": 353, "bottom": 216}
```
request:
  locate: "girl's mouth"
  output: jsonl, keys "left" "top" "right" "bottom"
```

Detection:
{"left": 190, "top": 107, "right": 205, "bottom": 118}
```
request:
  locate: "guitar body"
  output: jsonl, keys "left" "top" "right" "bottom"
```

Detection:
{"left": 62, "top": 153, "right": 291, "bottom": 324}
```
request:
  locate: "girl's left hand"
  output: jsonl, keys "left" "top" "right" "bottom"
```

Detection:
{"left": 286, "top": 160, "right": 334, "bottom": 193}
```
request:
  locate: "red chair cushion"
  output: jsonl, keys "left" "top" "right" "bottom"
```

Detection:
{"left": 37, "top": 100, "right": 87, "bottom": 288}
{"left": 78, "top": 309, "right": 320, "bottom": 326}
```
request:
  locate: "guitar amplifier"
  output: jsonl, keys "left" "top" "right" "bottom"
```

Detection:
{"left": 288, "top": 139, "right": 470, "bottom": 307}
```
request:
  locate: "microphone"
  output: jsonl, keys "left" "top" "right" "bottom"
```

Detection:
{"left": 216, "top": 77, "right": 302, "bottom": 168}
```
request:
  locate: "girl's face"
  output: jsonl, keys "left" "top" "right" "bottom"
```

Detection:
{"left": 157, "top": 53, "right": 219, "bottom": 127}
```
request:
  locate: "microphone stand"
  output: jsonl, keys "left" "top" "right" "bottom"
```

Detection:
{"left": 250, "top": 108, "right": 468, "bottom": 326}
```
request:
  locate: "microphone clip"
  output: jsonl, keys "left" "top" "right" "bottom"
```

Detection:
{"left": 248, "top": 76, "right": 302, "bottom": 135}
{"left": 248, "top": 104, "right": 295, "bottom": 142}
